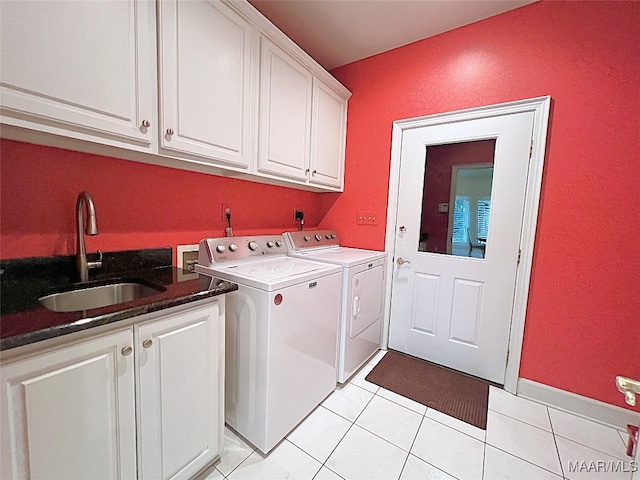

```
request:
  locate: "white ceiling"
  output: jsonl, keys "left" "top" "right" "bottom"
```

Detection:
{"left": 248, "top": 0, "right": 535, "bottom": 70}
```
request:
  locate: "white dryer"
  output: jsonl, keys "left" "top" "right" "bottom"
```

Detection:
{"left": 195, "top": 235, "right": 341, "bottom": 454}
{"left": 284, "top": 230, "right": 387, "bottom": 384}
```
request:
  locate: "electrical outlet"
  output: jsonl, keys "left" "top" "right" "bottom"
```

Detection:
{"left": 221, "top": 204, "right": 232, "bottom": 222}
{"left": 357, "top": 211, "right": 378, "bottom": 225}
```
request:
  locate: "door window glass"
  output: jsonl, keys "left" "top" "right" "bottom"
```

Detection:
{"left": 418, "top": 139, "right": 496, "bottom": 257}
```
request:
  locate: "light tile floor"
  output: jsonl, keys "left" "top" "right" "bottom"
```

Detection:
{"left": 202, "top": 350, "right": 635, "bottom": 480}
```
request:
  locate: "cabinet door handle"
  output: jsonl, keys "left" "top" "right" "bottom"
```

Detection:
{"left": 305, "top": 168, "right": 310, "bottom": 174}
{"left": 122, "top": 346, "right": 133, "bottom": 356}
{"left": 312, "top": 170, "right": 317, "bottom": 175}
{"left": 141, "top": 120, "right": 151, "bottom": 128}
{"left": 143, "top": 339, "right": 153, "bottom": 349}
{"left": 166, "top": 128, "right": 174, "bottom": 136}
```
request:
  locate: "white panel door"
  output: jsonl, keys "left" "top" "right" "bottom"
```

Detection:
{"left": 158, "top": 0, "right": 255, "bottom": 169}
{"left": 136, "top": 302, "right": 222, "bottom": 480}
{"left": 388, "top": 111, "right": 534, "bottom": 384}
{"left": 0, "top": 0, "right": 153, "bottom": 147}
{"left": 0, "top": 330, "right": 136, "bottom": 480}
{"left": 258, "top": 37, "right": 313, "bottom": 181}
{"left": 309, "top": 78, "right": 347, "bottom": 189}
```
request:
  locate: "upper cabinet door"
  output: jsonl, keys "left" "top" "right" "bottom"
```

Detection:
{"left": 258, "top": 37, "right": 313, "bottom": 181}
{"left": 0, "top": 0, "right": 153, "bottom": 148}
{"left": 158, "top": 0, "right": 255, "bottom": 170}
{"left": 310, "top": 79, "right": 347, "bottom": 189}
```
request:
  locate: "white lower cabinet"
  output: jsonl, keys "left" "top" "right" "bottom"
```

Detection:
{"left": 0, "top": 300, "right": 224, "bottom": 480}
{"left": 136, "top": 302, "right": 223, "bottom": 479}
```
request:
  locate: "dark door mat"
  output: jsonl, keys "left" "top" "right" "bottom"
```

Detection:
{"left": 365, "top": 350, "right": 492, "bottom": 430}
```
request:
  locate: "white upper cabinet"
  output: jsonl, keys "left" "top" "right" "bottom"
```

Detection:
{"left": 0, "top": 0, "right": 350, "bottom": 191}
{"left": 158, "top": 0, "right": 256, "bottom": 170}
{"left": 0, "top": 0, "right": 154, "bottom": 150}
{"left": 257, "top": 36, "right": 348, "bottom": 189}
{"left": 258, "top": 37, "right": 313, "bottom": 181}
{"left": 310, "top": 78, "right": 347, "bottom": 189}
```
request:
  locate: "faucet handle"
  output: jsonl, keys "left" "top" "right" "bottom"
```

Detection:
{"left": 88, "top": 250, "right": 103, "bottom": 271}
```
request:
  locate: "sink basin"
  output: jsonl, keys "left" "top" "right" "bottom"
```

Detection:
{"left": 39, "top": 279, "right": 167, "bottom": 312}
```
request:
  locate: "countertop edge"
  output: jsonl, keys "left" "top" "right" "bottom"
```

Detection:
{"left": 0, "top": 282, "right": 237, "bottom": 352}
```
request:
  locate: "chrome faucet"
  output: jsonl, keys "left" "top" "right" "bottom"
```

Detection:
{"left": 76, "top": 191, "right": 102, "bottom": 282}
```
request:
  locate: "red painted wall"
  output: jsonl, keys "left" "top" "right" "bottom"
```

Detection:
{"left": 322, "top": 1, "right": 640, "bottom": 408}
{"left": 0, "top": 139, "right": 325, "bottom": 264}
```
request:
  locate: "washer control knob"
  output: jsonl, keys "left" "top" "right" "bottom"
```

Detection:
{"left": 331, "top": 234, "right": 337, "bottom": 239}
{"left": 303, "top": 236, "right": 310, "bottom": 242}
{"left": 266, "top": 241, "right": 275, "bottom": 248}
{"left": 325, "top": 234, "right": 331, "bottom": 239}
{"left": 228, "top": 243, "right": 238, "bottom": 252}
{"left": 275, "top": 240, "right": 283, "bottom": 247}
{"left": 314, "top": 234, "right": 321, "bottom": 241}
{"left": 248, "top": 241, "right": 259, "bottom": 251}
{"left": 216, "top": 244, "right": 226, "bottom": 253}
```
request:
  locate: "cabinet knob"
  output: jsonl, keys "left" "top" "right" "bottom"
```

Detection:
{"left": 312, "top": 170, "right": 317, "bottom": 175}
{"left": 305, "top": 168, "right": 310, "bottom": 174}
{"left": 143, "top": 339, "right": 153, "bottom": 349}
{"left": 122, "top": 346, "right": 133, "bottom": 356}
{"left": 166, "top": 128, "right": 174, "bottom": 136}
{"left": 141, "top": 119, "right": 151, "bottom": 128}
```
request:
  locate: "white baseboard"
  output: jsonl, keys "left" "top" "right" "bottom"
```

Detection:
{"left": 517, "top": 378, "right": 640, "bottom": 431}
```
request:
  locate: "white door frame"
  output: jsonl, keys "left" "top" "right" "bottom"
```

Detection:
{"left": 382, "top": 96, "right": 551, "bottom": 393}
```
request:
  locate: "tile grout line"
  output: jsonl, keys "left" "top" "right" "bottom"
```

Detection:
{"left": 547, "top": 405, "right": 567, "bottom": 479}
{"left": 397, "top": 414, "right": 426, "bottom": 480}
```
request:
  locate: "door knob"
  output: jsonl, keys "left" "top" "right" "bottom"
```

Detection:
{"left": 616, "top": 376, "right": 640, "bottom": 406}
{"left": 397, "top": 257, "right": 410, "bottom": 265}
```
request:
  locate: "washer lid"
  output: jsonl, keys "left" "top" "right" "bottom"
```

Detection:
{"left": 293, "top": 247, "right": 387, "bottom": 267}
{"left": 197, "top": 256, "right": 341, "bottom": 291}
{"left": 226, "top": 256, "right": 328, "bottom": 281}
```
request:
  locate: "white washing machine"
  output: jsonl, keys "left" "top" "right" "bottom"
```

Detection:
{"left": 195, "top": 235, "right": 341, "bottom": 454}
{"left": 284, "top": 230, "right": 387, "bottom": 384}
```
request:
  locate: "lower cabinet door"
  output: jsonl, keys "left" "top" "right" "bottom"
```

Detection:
{"left": 136, "top": 301, "right": 222, "bottom": 480}
{"left": 0, "top": 329, "right": 137, "bottom": 480}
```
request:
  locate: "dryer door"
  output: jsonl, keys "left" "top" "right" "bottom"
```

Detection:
{"left": 350, "top": 265, "right": 384, "bottom": 338}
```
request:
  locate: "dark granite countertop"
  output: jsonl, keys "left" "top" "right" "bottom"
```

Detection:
{"left": 0, "top": 248, "right": 237, "bottom": 351}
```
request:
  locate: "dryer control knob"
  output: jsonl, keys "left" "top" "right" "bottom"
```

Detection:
{"left": 228, "top": 243, "right": 238, "bottom": 252}
{"left": 248, "top": 241, "right": 259, "bottom": 251}
{"left": 325, "top": 234, "right": 331, "bottom": 239}
{"left": 314, "top": 234, "right": 321, "bottom": 241}
{"left": 304, "top": 236, "right": 310, "bottom": 242}
{"left": 331, "top": 234, "right": 337, "bottom": 239}
{"left": 216, "top": 244, "right": 226, "bottom": 253}
{"left": 266, "top": 241, "right": 275, "bottom": 248}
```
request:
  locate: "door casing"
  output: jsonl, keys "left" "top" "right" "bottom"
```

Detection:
{"left": 383, "top": 96, "right": 551, "bottom": 394}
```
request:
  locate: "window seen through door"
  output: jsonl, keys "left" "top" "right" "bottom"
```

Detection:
{"left": 418, "top": 139, "right": 496, "bottom": 257}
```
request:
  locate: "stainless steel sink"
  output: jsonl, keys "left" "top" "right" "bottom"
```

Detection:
{"left": 39, "top": 279, "right": 166, "bottom": 312}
